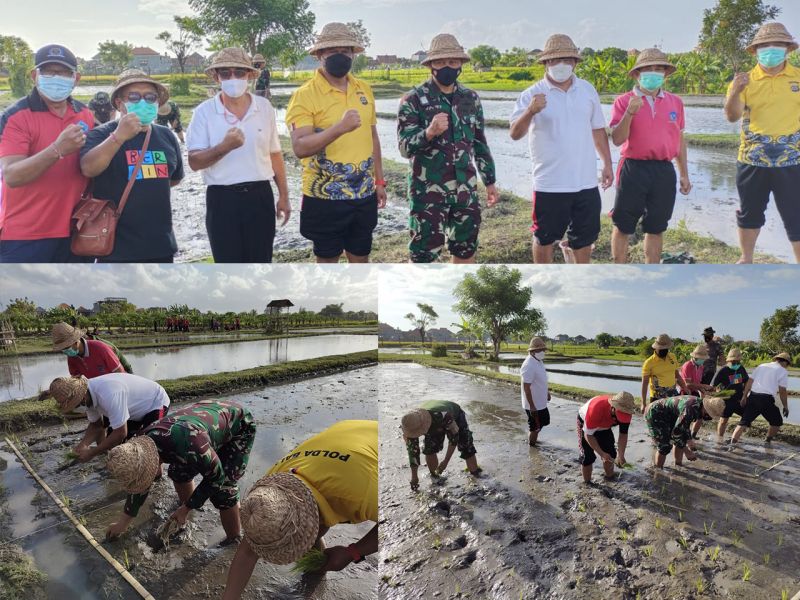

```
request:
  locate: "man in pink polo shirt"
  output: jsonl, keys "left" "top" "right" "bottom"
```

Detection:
{"left": 0, "top": 44, "right": 93, "bottom": 262}
{"left": 609, "top": 48, "right": 691, "bottom": 264}
{"left": 680, "top": 344, "right": 716, "bottom": 439}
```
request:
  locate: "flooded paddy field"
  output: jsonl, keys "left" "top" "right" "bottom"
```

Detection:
{"left": 0, "top": 365, "right": 379, "bottom": 599}
{"left": 378, "top": 362, "right": 800, "bottom": 600}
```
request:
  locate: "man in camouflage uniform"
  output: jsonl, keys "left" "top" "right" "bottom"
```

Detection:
{"left": 105, "top": 399, "right": 255, "bottom": 543}
{"left": 398, "top": 34, "right": 498, "bottom": 263}
{"left": 701, "top": 326, "right": 725, "bottom": 385}
{"left": 156, "top": 100, "right": 185, "bottom": 143}
{"left": 645, "top": 395, "right": 704, "bottom": 468}
{"left": 253, "top": 53, "right": 271, "bottom": 99}
{"left": 401, "top": 400, "right": 480, "bottom": 491}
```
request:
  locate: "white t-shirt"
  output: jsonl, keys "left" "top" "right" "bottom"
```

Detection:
{"left": 86, "top": 373, "right": 170, "bottom": 430}
{"left": 186, "top": 92, "right": 282, "bottom": 186}
{"left": 510, "top": 76, "right": 607, "bottom": 193}
{"left": 750, "top": 361, "right": 789, "bottom": 397}
{"left": 520, "top": 354, "right": 549, "bottom": 411}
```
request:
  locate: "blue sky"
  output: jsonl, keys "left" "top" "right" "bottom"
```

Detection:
{"left": 379, "top": 265, "right": 800, "bottom": 340}
{"left": 5, "top": 0, "right": 800, "bottom": 60}
{"left": 0, "top": 264, "right": 378, "bottom": 314}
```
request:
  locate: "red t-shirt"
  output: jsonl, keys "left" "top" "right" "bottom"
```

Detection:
{"left": 0, "top": 89, "right": 94, "bottom": 240}
{"left": 610, "top": 89, "right": 685, "bottom": 163}
{"left": 579, "top": 395, "right": 632, "bottom": 434}
{"left": 67, "top": 339, "right": 122, "bottom": 378}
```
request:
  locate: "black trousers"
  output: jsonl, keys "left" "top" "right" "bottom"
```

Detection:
{"left": 206, "top": 180, "right": 276, "bottom": 263}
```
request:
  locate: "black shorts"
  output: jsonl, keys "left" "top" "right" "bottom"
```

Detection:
{"left": 104, "top": 405, "right": 169, "bottom": 439}
{"left": 722, "top": 396, "right": 744, "bottom": 419}
{"left": 525, "top": 407, "right": 550, "bottom": 432}
{"left": 576, "top": 416, "right": 617, "bottom": 466}
{"left": 300, "top": 194, "right": 378, "bottom": 258}
{"left": 531, "top": 187, "right": 601, "bottom": 249}
{"left": 739, "top": 392, "right": 783, "bottom": 427}
{"left": 736, "top": 163, "right": 800, "bottom": 241}
{"left": 206, "top": 181, "right": 276, "bottom": 263}
{"left": 612, "top": 159, "right": 676, "bottom": 235}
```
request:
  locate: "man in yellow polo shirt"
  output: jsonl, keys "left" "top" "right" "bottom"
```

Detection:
{"left": 222, "top": 420, "right": 377, "bottom": 599}
{"left": 286, "top": 22, "right": 387, "bottom": 263}
{"left": 641, "top": 333, "right": 689, "bottom": 410}
{"left": 724, "top": 22, "right": 800, "bottom": 264}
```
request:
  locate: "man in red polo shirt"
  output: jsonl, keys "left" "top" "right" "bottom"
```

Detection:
{"left": 577, "top": 392, "right": 636, "bottom": 484}
{"left": 609, "top": 48, "right": 691, "bottom": 264}
{"left": 52, "top": 322, "right": 127, "bottom": 378}
{"left": 0, "top": 44, "right": 93, "bottom": 262}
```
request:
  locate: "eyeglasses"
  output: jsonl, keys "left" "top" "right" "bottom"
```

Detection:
{"left": 124, "top": 91, "right": 159, "bottom": 104}
{"left": 430, "top": 59, "right": 462, "bottom": 69}
{"left": 37, "top": 67, "right": 75, "bottom": 78}
{"left": 216, "top": 68, "right": 249, "bottom": 80}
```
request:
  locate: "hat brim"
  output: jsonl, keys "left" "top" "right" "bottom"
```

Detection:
{"left": 35, "top": 59, "right": 77, "bottom": 71}
{"left": 537, "top": 52, "right": 582, "bottom": 64}
{"left": 204, "top": 63, "right": 260, "bottom": 76}
{"left": 652, "top": 343, "right": 672, "bottom": 350}
{"left": 309, "top": 41, "right": 365, "bottom": 55}
{"left": 53, "top": 330, "right": 82, "bottom": 351}
{"left": 421, "top": 52, "right": 471, "bottom": 66}
{"left": 628, "top": 64, "right": 677, "bottom": 78}
{"left": 111, "top": 79, "right": 170, "bottom": 106}
{"left": 746, "top": 40, "right": 799, "bottom": 54}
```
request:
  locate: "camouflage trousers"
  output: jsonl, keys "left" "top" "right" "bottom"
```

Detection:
{"left": 409, "top": 197, "right": 481, "bottom": 262}
{"left": 422, "top": 411, "right": 477, "bottom": 460}
{"left": 645, "top": 403, "right": 684, "bottom": 455}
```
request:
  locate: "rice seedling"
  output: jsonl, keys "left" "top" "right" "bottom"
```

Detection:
{"left": 577, "top": 502, "right": 586, "bottom": 513}
{"left": 702, "top": 499, "right": 711, "bottom": 512}
{"left": 59, "top": 492, "right": 71, "bottom": 507}
{"left": 636, "top": 509, "right": 644, "bottom": 519}
{"left": 432, "top": 537, "right": 441, "bottom": 550}
{"left": 742, "top": 563, "right": 751, "bottom": 582}
{"left": 642, "top": 546, "right": 654, "bottom": 558}
{"left": 777, "top": 532, "right": 784, "bottom": 547}
{"left": 695, "top": 578, "right": 706, "bottom": 595}
{"left": 707, "top": 546, "right": 721, "bottom": 562}
{"left": 678, "top": 535, "right": 689, "bottom": 550}
{"left": 782, "top": 590, "right": 790, "bottom": 600}
{"left": 291, "top": 548, "right": 327, "bottom": 574}
{"left": 618, "top": 529, "right": 629, "bottom": 542}
{"left": 724, "top": 509, "right": 732, "bottom": 522}
{"left": 678, "top": 509, "right": 684, "bottom": 522}
{"left": 746, "top": 521, "right": 754, "bottom": 534}
{"left": 762, "top": 553, "right": 770, "bottom": 566}
{"left": 703, "top": 521, "right": 714, "bottom": 535}
{"left": 123, "top": 549, "right": 131, "bottom": 570}
{"left": 655, "top": 517, "right": 663, "bottom": 530}
{"left": 679, "top": 494, "right": 686, "bottom": 507}
{"left": 731, "top": 530, "right": 742, "bottom": 547}
{"left": 667, "top": 563, "right": 676, "bottom": 576}
{"left": 596, "top": 517, "right": 605, "bottom": 529}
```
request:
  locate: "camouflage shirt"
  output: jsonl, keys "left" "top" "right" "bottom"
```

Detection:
{"left": 124, "top": 400, "right": 253, "bottom": 516}
{"left": 405, "top": 400, "right": 463, "bottom": 467}
{"left": 645, "top": 395, "right": 702, "bottom": 451}
{"left": 397, "top": 80, "right": 496, "bottom": 206}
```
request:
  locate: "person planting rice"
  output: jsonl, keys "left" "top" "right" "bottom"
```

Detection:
{"left": 729, "top": 352, "right": 791, "bottom": 447}
{"left": 680, "top": 344, "right": 716, "bottom": 440}
{"left": 104, "top": 399, "right": 254, "bottom": 542}
{"left": 401, "top": 400, "right": 480, "bottom": 491}
{"left": 645, "top": 395, "right": 725, "bottom": 468}
{"left": 222, "top": 420, "right": 377, "bottom": 599}
{"left": 51, "top": 322, "right": 132, "bottom": 378}
{"left": 576, "top": 392, "right": 636, "bottom": 484}
{"left": 711, "top": 348, "right": 750, "bottom": 438}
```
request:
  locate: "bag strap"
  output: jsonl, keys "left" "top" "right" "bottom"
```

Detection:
{"left": 114, "top": 126, "right": 152, "bottom": 218}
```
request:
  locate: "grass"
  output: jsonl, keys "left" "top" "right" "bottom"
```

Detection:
{"left": 707, "top": 545, "right": 721, "bottom": 562}
{"left": 746, "top": 521, "right": 754, "bottom": 534}
{"left": 667, "top": 563, "right": 676, "bottom": 576}
{"left": 0, "top": 351, "right": 377, "bottom": 433}
{"left": 677, "top": 535, "right": 689, "bottom": 550}
{"left": 695, "top": 578, "right": 707, "bottom": 595}
{"left": 0, "top": 545, "right": 47, "bottom": 598}
{"left": 704, "top": 521, "right": 715, "bottom": 535}
{"left": 742, "top": 563, "right": 752, "bottom": 582}
{"left": 618, "top": 529, "right": 629, "bottom": 542}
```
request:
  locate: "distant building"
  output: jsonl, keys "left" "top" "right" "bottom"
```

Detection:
{"left": 93, "top": 297, "right": 128, "bottom": 313}
{"left": 182, "top": 52, "right": 207, "bottom": 71}
{"left": 129, "top": 47, "right": 174, "bottom": 75}
{"left": 76, "top": 307, "right": 92, "bottom": 317}
{"left": 411, "top": 50, "right": 427, "bottom": 63}
{"left": 375, "top": 55, "right": 400, "bottom": 65}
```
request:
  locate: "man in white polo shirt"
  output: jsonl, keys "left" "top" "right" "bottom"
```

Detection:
{"left": 186, "top": 47, "right": 290, "bottom": 263}
{"left": 48, "top": 373, "right": 171, "bottom": 462}
{"left": 730, "top": 352, "right": 791, "bottom": 445}
{"left": 510, "top": 34, "right": 613, "bottom": 264}
{"left": 520, "top": 336, "right": 551, "bottom": 446}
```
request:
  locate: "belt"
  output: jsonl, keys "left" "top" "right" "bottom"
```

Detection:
{"left": 210, "top": 180, "right": 269, "bottom": 193}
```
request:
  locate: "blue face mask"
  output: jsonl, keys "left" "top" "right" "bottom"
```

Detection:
{"left": 730, "top": 363, "right": 741, "bottom": 370}
{"left": 757, "top": 47, "right": 787, "bottom": 68}
{"left": 37, "top": 74, "right": 75, "bottom": 102}
{"left": 693, "top": 358, "right": 705, "bottom": 367}
{"left": 62, "top": 347, "right": 79, "bottom": 357}
{"left": 125, "top": 99, "right": 158, "bottom": 125}
{"left": 639, "top": 71, "right": 665, "bottom": 91}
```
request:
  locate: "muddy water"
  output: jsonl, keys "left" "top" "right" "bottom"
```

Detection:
{"left": 0, "top": 334, "right": 377, "bottom": 402}
{"left": 379, "top": 362, "right": 800, "bottom": 599}
{"left": 0, "top": 367, "right": 378, "bottom": 599}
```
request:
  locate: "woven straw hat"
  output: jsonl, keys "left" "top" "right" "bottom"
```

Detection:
{"left": 629, "top": 47, "right": 676, "bottom": 77}
{"left": 308, "top": 22, "right": 365, "bottom": 55}
{"left": 111, "top": 69, "right": 169, "bottom": 107}
{"left": 422, "top": 34, "right": 470, "bottom": 66}
{"left": 157, "top": 102, "right": 172, "bottom": 116}
{"left": 702, "top": 396, "right": 725, "bottom": 419}
{"left": 774, "top": 352, "right": 792, "bottom": 364}
{"left": 49, "top": 376, "right": 88, "bottom": 413}
{"left": 610, "top": 391, "right": 636, "bottom": 415}
{"left": 538, "top": 34, "right": 582, "bottom": 64}
{"left": 205, "top": 47, "right": 259, "bottom": 76}
{"left": 240, "top": 473, "right": 320, "bottom": 564}
{"left": 401, "top": 408, "right": 432, "bottom": 438}
{"left": 690, "top": 344, "right": 710, "bottom": 360}
{"left": 726, "top": 348, "right": 742, "bottom": 362}
{"left": 651, "top": 334, "right": 673, "bottom": 350}
{"left": 107, "top": 436, "right": 161, "bottom": 494}
{"left": 252, "top": 53, "right": 266, "bottom": 64}
{"left": 528, "top": 337, "right": 547, "bottom": 352}
{"left": 746, "top": 22, "right": 798, "bottom": 54}
{"left": 52, "top": 322, "right": 83, "bottom": 351}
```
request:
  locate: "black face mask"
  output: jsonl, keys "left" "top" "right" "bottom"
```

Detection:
{"left": 433, "top": 66, "right": 461, "bottom": 87}
{"left": 94, "top": 107, "right": 113, "bottom": 124}
{"left": 657, "top": 348, "right": 669, "bottom": 358}
{"left": 325, "top": 53, "right": 353, "bottom": 78}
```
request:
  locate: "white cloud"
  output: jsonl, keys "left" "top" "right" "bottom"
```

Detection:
{"left": 656, "top": 273, "right": 750, "bottom": 298}
{"left": 137, "top": 0, "right": 192, "bottom": 20}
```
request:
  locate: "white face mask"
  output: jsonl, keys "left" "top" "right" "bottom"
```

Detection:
{"left": 534, "top": 351, "right": 545, "bottom": 360}
{"left": 547, "top": 63, "right": 574, "bottom": 83}
{"left": 221, "top": 78, "right": 249, "bottom": 98}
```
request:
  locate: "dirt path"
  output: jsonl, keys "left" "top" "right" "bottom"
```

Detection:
{"left": 379, "top": 363, "right": 800, "bottom": 600}
{"left": 0, "top": 367, "right": 379, "bottom": 599}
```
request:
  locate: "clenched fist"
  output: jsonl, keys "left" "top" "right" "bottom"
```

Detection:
{"left": 222, "top": 127, "right": 246, "bottom": 151}
{"left": 528, "top": 93, "right": 547, "bottom": 115}
{"left": 426, "top": 112, "right": 449, "bottom": 139}
{"left": 54, "top": 124, "right": 87, "bottom": 155}
{"left": 116, "top": 113, "right": 144, "bottom": 142}
{"left": 627, "top": 95, "right": 644, "bottom": 116}
{"left": 731, "top": 72, "right": 750, "bottom": 95}
{"left": 338, "top": 109, "right": 362, "bottom": 133}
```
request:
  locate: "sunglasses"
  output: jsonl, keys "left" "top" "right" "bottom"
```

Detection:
{"left": 216, "top": 68, "right": 249, "bottom": 80}
{"left": 124, "top": 91, "right": 159, "bottom": 104}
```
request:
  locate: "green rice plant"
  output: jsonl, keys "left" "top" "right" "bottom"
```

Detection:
{"left": 762, "top": 553, "right": 770, "bottom": 566}
{"left": 577, "top": 502, "right": 587, "bottom": 513}
{"left": 704, "top": 521, "right": 715, "bottom": 535}
{"left": 678, "top": 535, "right": 689, "bottom": 550}
{"left": 678, "top": 509, "right": 684, "bottom": 522}
{"left": 679, "top": 494, "right": 686, "bottom": 506}
{"left": 707, "top": 545, "right": 721, "bottom": 562}
{"left": 642, "top": 546, "right": 654, "bottom": 558}
{"left": 667, "top": 562, "right": 676, "bottom": 576}
{"left": 777, "top": 532, "right": 784, "bottom": 547}
{"left": 660, "top": 483, "right": 666, "bottom": 496}
{"left": 731, "top": 530, "right": 742, "bottom": 547}
{"left": 291, "top": 548, "right": 327, "bottom": 574}
{"left": 123, "top": 549, "right": 130, "bottom": 570}
{"left": 455, "top": 583, "right": 461, "bottom": 595}
{"left": 59, "top": 492, "right": 71, "bottom": 507}
{"left": 574, "top": 575, "right": 582, "bottom": 588}
{"left": 695, "top": 578, "right": 706, "bottom": 595}
{"left": 655, "top": 517, "right": 663, "bottom": 530}
{"left": 596, "top": 517, "right": 605, "bottom": 529}
{"left": 782, "top": 590, "right": 790, "bottom": 600}
{"left": 746, "top": 521, "right": 754, "bottom": 534}
{"left": 636, "top": 509, "right": 644, "bottom": 520}
{"left": 702, "top": 499, "right": 711, "bottom": 512}
{"left": 432, "top": 537, "right": 441, "bottom": 550}
{"left": 742, "top": 563, "right": 751, "bottom": 582}
{"left": 618, "top": 529, "right": 629, "bottom": 542}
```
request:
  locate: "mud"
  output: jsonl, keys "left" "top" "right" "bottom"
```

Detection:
{"left": 0, "top": 367, "right": 379, "bottom": 599}
{"left": 379, "top": 362, "right": 800, "bottom": 600}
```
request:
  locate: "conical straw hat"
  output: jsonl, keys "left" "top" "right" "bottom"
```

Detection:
{"left": 726, "top": 348, "right": 742, "bottom": 362}
{"left": 537, "top": 34, "right": 582, "bottom": 63}
{"left": 52, "top": 322, "right": 83, "bottom": 351}
{"left": 205, "top": 47, "right": 259, "bottom": 76}
{"left": 422, "top": 34, "right": 470, "bottom": 65}
{"left": 629, "top": 48, "right": 676, "bottom": 77}
{"left": 690, "top": 344, "right": 710, "bottom": 360}
{"left": 308, "top": 22, "right": 365, "bottom": 55}
{"left": 107, "top": 436, "right": 161, "bottom": 494}
{"left": 746, "top": 22, "right": 798, "bottom": 54}
{"left": 49, "top": 376, "right": 88, "bottom": 413}
{"left": 651, "top": 334, "right": 673, "bottom": 350}
{"left": 703, "top": 396, "right": 725, "bottom": 419}
{"left": 401, "top": 408, "right": 432, "bottom": 438}
{"left": 528, "top": 337, "right": 547, "bottom": 351}
{"left": 111, "top": 69, "right": 169, "bottom": 106}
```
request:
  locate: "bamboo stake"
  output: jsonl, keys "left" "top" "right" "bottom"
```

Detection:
{"left": 4, "top": 437, "right": 155, "bottom": 600}
{"left": 755, "top": 452, "right": 797, "bottom": 477}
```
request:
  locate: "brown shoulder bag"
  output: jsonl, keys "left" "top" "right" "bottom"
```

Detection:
{"left": 71, "top": 126, "right": 152, "bottom": 257}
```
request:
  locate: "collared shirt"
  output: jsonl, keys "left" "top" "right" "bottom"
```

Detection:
{"left": 186, "top": 93, "right": 281, "bottom": 186}
{"left": 67, "top": 338, "right": 122, "bottom": 379}
{"left": 610, "top": 87, "right": 685, "bottom": 162}
{"left": 268, "top": 420, "right": 378, "bottom": 527}
{"left": 520, "top": 354, "right": 549, "bottom": 410}
{"left": 750, "top": 361, "right": 789, "bottom": 397}
{"left": 510, "top": 76, "right": 606, "bottom": 193}
{"left": 729, "top": 63, "right": 800, "bottom": 167}
{"left": 0, "top": 89, "right": 94, "bottom": 240}
{"left": 285, "top": 69, "right": 377, "bottom": 200}
{"left": 397, "top": 79, "right": 495, "bottom": 206}
{"left": 642, "top": 352, "right": 679, "bottom": 396}
{"left": 680, "top": 360, "right": 704, "bottom": 387}
{"left": 86, "top": 373, "right": 170, "bottom": 430}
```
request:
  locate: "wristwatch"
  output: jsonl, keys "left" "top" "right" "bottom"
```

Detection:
{"left": 346, "top": 544, "right": 364, "bottom": 563}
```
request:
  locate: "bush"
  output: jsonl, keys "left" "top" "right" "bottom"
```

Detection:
{"left": 430, "top": 343, "right": 448, "bottom": 358}
{"left": 507, "top": 69, "right": 533, "bottom": 81}
{"left": 169, "top": 75, "right": 191, "bottom": 96}
{"left": 621, "top": 348, "right": 636, "bottom": 355}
